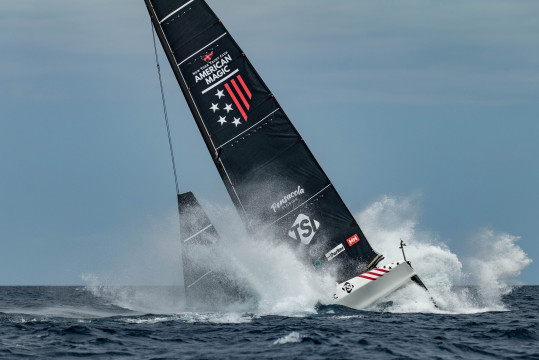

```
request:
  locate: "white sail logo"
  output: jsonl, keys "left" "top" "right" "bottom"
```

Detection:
{"left": 271, "top": 186, "right": 305, "bottom": 212}
{"left": 193, "top": 53, "right": 233, "bottom": 85}
{"left": 288, "top": 213, "right": 320, "bottom": 245}
{"left": 325, "top": 243, "right": 345, "bottom": 261}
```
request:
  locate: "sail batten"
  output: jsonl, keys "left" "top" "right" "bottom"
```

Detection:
{"left": 186, "top": 270, "right": 213, "bottom": 289}
{"left": 159, "top": 0, "right": 194, "bottom": 24}
{"left": 183, "top": 224, "right": 214, "bottom": 243}
{"left": 146, "top": 0, "right": 383, "bottom": 282}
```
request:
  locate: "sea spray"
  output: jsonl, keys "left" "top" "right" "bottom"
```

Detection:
{"left": 356, "top": 195, "right": 531, "bottom": 313}
{"left": 80, "top": 213, "right": 187, "bottom": 314}
{"left": 81, "top": 194, "right": 530, "bottom": 316}
{"left": 465, "top": 229, "right": 532, "bottom": 307}
{"left": 81, "top": 200, "right": 334, "bottom": 316}
{"left": 201, "top": 200, "right": 336, "bottom": 315}
{"left": 81, "top": 276, "right": 185, "bottom": 315}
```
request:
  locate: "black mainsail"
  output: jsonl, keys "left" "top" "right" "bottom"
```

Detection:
{"left": 145, "top": 0, "right": 383, "bottom": 282}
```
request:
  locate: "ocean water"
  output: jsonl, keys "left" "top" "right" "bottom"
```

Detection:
{"left": 0, "top": 285, "right": 537, "bottom": 359}
{"left": 2, "top": 197, "right": 534, "bottom": 358}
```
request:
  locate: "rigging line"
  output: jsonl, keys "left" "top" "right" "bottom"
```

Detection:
{"left": 151, "top": 20, "right": 180, "bottom": 195}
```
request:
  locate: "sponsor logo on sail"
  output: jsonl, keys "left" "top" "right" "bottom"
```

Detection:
{"left": 193, "top": 51, "right": 233, "bottom": 85}
{"left": 222, "top": 74, "right": 252, "bottom": 121}
{"left": 325, "top": 243, "right": 345, "bottom": 261}
{"left": 342, "top": 282, "right": 354, "bottom": 294}
{"left": 271, "top": 186, "right": 305, "bottom": 212}
{"left": 207, "top": 73, "right": 253, "bottom": 126}
{"left": 346, "top": 234, "right": 360, "bottom": 247}
{"left": 288, "top": 213, "right": 320, "bottom": 245}
{"left": 201, "top": 50, "right": 214, "bottom": 62}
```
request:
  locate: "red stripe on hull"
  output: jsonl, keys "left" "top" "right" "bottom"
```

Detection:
{"left": 358, "top": 274, "right": 377, "bottom": 281}
{"left": 375, "top": 268, "right": 390, "bottom": 273}
{"left": 366, "top": 271, "right": 383, "bottom": 277}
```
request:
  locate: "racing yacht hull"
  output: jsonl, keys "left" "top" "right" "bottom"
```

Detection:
{"left": 333, "top": 261, "right": 416, "bottom": 310}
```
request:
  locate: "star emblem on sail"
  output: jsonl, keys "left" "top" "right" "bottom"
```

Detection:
{"left": 210, "top": 73, "right": 252, "bottom": 127}
{"left": 210, "top": 101, "right": 241, "bottom": 127}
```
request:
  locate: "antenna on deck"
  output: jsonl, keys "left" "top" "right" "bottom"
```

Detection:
{"left": 399, "top": 239, "right": 407, "bottom": 262}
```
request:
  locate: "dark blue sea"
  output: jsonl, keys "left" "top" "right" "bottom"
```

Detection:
{"left": 0, "top": 285, "right": 537, "bottom": 359}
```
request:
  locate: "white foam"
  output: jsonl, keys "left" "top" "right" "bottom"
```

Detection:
{"left": 4, "top": 305, "right": 128, "bottom": 320}
{"left": 333, "top": 315, "right": 364, "bottom": 319}
{"left": 123, "top": 316, "right": 172, "bottom": 324}
{"left": 273, "top": 331, "right": 302, "bottom": 345}
{"left": 120, "top": 312, "right": 254, "bottom": 324}
{"left": 180, "top": 312, "right": 253, "bottom": 324}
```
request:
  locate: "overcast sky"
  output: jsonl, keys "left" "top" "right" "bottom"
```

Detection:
{"left": 0, "top": 1, "right": 537, "bottom": 285}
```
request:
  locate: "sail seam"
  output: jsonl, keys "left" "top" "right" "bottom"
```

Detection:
{"left": 201, "top": 69, "right": 239, "bottom": 94}
{"left": 183, "top": 224, "right": 213, "bottom": 242}
{"left": 159, "top": 0, "right": 194, "bottom": 24}
{"left": 216, "top": 108, "right": 280, "bottom": 150}
{"left": 270, "top": 184, "right": 332, "bottom": 226}
{"left": 187, "top": 270, "right": 213, "bottom": 288}
{"left": 179, "top": 32, "right": 228, "bottom": 66}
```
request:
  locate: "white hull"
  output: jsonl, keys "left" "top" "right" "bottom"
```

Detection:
{"left": 332, "top": 261, "right": 416, "bottom": 310}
